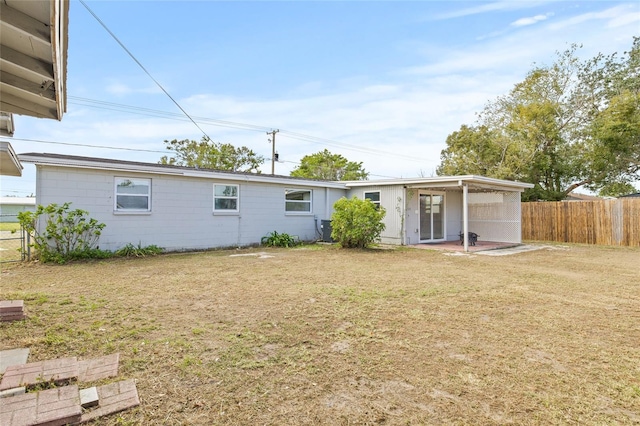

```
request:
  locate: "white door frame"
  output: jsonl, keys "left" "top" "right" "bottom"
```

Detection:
{"left": 418, "top": 191, "right": 446, "bottom": 243}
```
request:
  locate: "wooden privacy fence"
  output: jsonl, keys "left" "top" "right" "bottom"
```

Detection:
{"left": 522, "top": 199, "right": 640, "bottom": 247}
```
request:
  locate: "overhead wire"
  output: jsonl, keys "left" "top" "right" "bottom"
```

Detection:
{"left": 68, "top": 96, "right": 431, "bottom": 164}
{"left": 79, "top": 0, "right": 213, "bottom": 142}
{"left": 62, "top": 2, "right": 428, "bottom": 180}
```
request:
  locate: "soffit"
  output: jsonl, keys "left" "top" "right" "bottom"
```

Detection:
{"left": 0, "top": 0, "right": 68, "bottom": 121}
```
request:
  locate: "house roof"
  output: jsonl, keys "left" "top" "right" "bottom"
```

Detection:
{"left": 565, "top": 192, "right": 604, "bottom": 201}
{"left": 18, "top": 152, "right": 349, "bottom": 189}
{"left": 19, "top": 152, "right": 536, "bottom": 192}
{"left": 343, "top": 175, "right": 534, "bottom": 192}
{"left": 0, "top": 141, "right": 23, "bottom": 177}
{"left": 0, "top": 196, "right": 36, "bottom": 206}
{"left": 0, "top": 0, "right": 69, "bottom": 177}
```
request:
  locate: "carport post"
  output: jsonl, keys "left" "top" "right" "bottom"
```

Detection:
{"left": 462, "top": 182, "right": 469, "bottom": 252}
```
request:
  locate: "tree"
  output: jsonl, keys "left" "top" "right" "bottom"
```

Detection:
{"left": 438, "top": 38, "right": 640, "bottom": 200}
{"left": 291, "top": 149, "right": 368, "bottom": 180}
{"left": 582, "top": 38, "right": 640, "bottom": 196}
{"left": 160, "top": 137, "right": 264, "bottom": 173}
{"left": 330, "top": 196, "right": 386, "bottom": 248}
{"left": 18, "top": 203, "right": 108, "bottom": 263}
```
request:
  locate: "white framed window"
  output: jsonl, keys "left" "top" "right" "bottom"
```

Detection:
{"left": 285, "top": 189, "right": 312, "bottom": 213}
{"left": 364, "top": 191, "right": 381, "bottom": 209}
{"left": 115, "top": 177, "right": 151, "bottom": 212}
{"left": 214, "top": 184, "right": 239, "bottom": 212}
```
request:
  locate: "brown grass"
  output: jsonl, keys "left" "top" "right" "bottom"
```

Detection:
{"left": 1, "top": 244, "right": 639, "bottom": 425}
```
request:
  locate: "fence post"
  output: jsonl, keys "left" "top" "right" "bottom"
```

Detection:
{"left": 612, "top": 199, "right": 623, "bottom": 245}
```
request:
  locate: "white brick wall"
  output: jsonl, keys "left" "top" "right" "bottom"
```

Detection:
{"left": 35, "top": 167, "right": 344, "bottom": 252}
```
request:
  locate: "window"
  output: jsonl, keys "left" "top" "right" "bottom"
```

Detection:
{"left": 214, "top": 184, "right": 239, "bottom": 212}
{"left": 364, "top": 191, "right": 381, "bottom": 209}
{"left": 115, "top": 177, "right": 151, "bottom": 211}
{"left": 285, "top": 189, "right": 312, "bottom": 213}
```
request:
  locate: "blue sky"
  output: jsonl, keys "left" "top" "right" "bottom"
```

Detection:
{"left": 2, "top": 0, "right": 639, "bottom": 196}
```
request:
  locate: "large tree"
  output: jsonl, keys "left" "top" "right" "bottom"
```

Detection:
{"left": 291, "top": 149, "right": 369, "bottom": 181}
{"left": 438, "top": 38, "right": 639, "bottom": 200}
{"left": 159, "top": 137, "right": 264, "bottom": 173}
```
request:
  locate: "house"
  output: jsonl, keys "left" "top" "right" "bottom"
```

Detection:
{"left": 20, "top": 153, "right": 534, "bottom": 252}
{"left": 0, "top": 197, "right": 36, "bottom": 222}
{"left": 19, "top": 153, "right": 347, "bottom": 252}
{"left": 345, "top": 177, "right": 533, "bottom": 248}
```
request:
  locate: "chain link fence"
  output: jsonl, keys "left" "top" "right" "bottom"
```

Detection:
{"left": 0, "top": 214, "right": 30, "bottom": 263}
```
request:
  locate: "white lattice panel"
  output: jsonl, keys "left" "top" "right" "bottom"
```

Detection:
{"left": 467, "top": 192, "right": 521, "bottom": 243}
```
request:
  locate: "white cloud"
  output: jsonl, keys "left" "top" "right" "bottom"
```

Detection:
{"left": 511, "top": 13, "right": 553, "bottom": 27}
{"left": 547, "top": 4, "right": 636, "bottom": 30}
{"left": 432, "top": 1, "right": 552, "bottom": 20}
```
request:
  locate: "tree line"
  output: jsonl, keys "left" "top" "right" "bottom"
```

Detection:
{"left": 438, "top": 37, "right": 639, "bottom": 200}
{"left": 159, "top": 38, "right": 638, "bottom": 199}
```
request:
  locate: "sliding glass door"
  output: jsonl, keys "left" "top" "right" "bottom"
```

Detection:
{"left": 419, "top": 193, "right": 445, "bottom": 242}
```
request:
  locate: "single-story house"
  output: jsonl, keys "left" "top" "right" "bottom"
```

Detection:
{"left": 19, "top": 153, "right": 534, "bottom": 252}
{"left": 0, "top": 197, "right": 36, "bottom": 222}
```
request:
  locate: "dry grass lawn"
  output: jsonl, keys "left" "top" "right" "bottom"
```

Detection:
{"left": 1, "top": 243, "right": 639, "bottom": 425}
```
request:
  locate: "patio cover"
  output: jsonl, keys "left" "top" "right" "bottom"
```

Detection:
{"left": 345, "top": 175, "right": 534, "bottom": 252}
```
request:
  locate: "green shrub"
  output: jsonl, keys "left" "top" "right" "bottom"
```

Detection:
{"left": 330, "top": 196, "right": 386, "bottom": 248}
{"left": 18, "top": 202, "right": 108, "bottom": 263}
{"left": 261, "top": 231, "right": 299, "bottom": 247}
{"left": 115, "top": 243, "right": 164, "bottom": 258}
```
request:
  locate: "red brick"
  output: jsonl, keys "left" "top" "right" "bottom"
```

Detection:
{"left": 0, "top": 300, "right": 24, "bottom": 312}
{"left": 0, "top": 386, "right": 80, "bottom": 426}
{"left": 0, "top": 391, "right": 37, "bottom": 412}
{"left": 79, "top": 379, "right": 139, "bottom": 423}
{"left": 77, "top": 353, "right": 119, "bottom": 382}
{"left": 36, "top": 386, "right": 81, "bottom": 426}
{"left": 3, "top": 406, "right": 37, "bottom": 426}
{"left": 0, "top": 358, "right": 78, "bottom": 391}
{"left": 0, "top": 314, "right": 26, "bottom": 321}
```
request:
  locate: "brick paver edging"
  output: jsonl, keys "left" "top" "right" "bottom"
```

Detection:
{"left": 0, "top": 385, "right": 81, "bottom": 426}
{"left": 77, "top": 379, "right": 140, "bottom": 423}
{"left": 0, "top": 358, "right": 78, "bottom": 391}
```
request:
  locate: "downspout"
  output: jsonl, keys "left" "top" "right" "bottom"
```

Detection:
{"left": 462, "top": 182, "right": 469, "bottom": 252}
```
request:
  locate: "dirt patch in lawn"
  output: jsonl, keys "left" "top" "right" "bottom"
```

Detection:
{"left": 1, "top": 243, "right": 639, "bottom": 425}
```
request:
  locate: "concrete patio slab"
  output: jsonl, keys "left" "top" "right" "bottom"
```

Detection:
{"left": 476, "top": 244, "right": 551, "bottom": 256}
{"left": 0, "top": 348, "right": 30, "bottom": 374}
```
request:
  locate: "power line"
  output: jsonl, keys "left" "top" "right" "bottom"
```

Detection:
{"left": 67, "top": 2, "right": 435, "bottom": 175}
{"left": 79, "top": 0, "right": 213, "bottom": 142}
{"left": 1, "top": 137, "right": 167, "bottom": 154}
{"left": 67, "top": 96, "right": 432, "bottom": 164}
{"left": 0, "top": 136, "right": 401, "bottom": 180}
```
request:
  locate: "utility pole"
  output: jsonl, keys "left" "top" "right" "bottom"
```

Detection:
{"left": 267, "top": 129, "right": 279, "bottom": 175}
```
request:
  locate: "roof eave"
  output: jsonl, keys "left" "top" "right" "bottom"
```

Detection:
{"left": 18, "top": 153, "right": 349, "bottom": 189}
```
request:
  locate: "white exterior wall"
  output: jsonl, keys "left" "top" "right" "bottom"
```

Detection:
{"left": 402, "top": 189, "right": 464, "bottom": 244}
{"left": 445, "top": 190, "right": 463, "bottom": 241}
{"left": 34, "top": 166, "right": 345, "bottom": 252}
{"left": 346, "top": 185, "right": 405, "bottom": 244}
